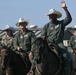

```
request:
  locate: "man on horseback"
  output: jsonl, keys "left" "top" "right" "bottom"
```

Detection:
{"left": 68, "top": 25, "right": 76, "bottom": 72}
{"left": 68, "top": 25, "right": 76, "bottom": 53}
{"left": 41, "top": 1, "right": 72, "bottom": 75}
{"left": 1, "top": 25, "right": 15, "bottom": 49}
{"left": 14, "top": 18, "right": 36, "bottom": 61}
{"left": 0, "top": 25, "right": 15, "bottom": 73}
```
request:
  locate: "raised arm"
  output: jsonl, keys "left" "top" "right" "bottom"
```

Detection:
{"left": 61, "top": 1, "right": 72, "bottom": 26}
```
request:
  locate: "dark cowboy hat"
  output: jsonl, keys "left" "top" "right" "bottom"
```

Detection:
{"left": 47, "top": 9, "right": 62, "bottom": 18}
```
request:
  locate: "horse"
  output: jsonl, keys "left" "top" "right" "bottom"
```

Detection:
{"left": 0, "top": 48, "right": 31, "bottom": 75}
{"left": 30, "top": 37, "right": 73, "bottom": 75}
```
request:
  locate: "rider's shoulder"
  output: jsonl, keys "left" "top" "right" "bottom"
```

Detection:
{"left": 2, "top": 34, "right": 7, "bottom": 40}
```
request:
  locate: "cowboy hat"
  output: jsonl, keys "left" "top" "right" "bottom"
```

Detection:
{"left": 30, "top": 25, "right": 38, "bottom": 28}
{"left": 3, "top": 25, "right": 15, "bottom": 32}
{"left": 16, "top": 18, "right": 29, "bottom": 27}
{"left": 47, "top": 9, "right": 62, "bottom": 18}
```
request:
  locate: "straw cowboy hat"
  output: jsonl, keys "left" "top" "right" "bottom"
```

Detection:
{"left": 47, "top": 9, "right": 62, "bottom": 18}
{"left": 16, "top": 18, "right": 29, "bottom": 27}
{"left": 3, "top": 25, "right": 15, "bottom": 32}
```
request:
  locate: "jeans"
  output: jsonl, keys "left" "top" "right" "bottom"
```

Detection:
{"left": 58, "top": 43, "right": 73, "bottom": 75}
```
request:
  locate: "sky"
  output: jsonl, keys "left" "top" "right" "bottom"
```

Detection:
{"left": 0, "top": 0, "right": 75, "bottom": 29}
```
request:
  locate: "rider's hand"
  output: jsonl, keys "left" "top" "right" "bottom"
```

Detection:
{"left": 17, "top": 47, "right": 22, "bottom": 51}
{"left": 61, "top": 1, "right": 67, "bottom": 8}
{"left": 73, "top": 50, "right": 76, "bottom": 53}
{"left": 29, "top": 52, "right": 33, "bottom": 59}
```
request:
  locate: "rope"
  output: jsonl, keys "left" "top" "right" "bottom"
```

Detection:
{"left": 36, "top": 64, "right": 42, "bottom": 75}
{"left": 27, "top": 70, "right": 34, "bottom": 75}
{"left": 27, "top": 63, "right": 42, "bottom": 75}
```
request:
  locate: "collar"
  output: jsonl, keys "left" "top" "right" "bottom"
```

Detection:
{"left": 20, "top": 28, "right": 28, "bottom": 35}
{"left": 50, "top": 20, "right": 59, "bottom": 24}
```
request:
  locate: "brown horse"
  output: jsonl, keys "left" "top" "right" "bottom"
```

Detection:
{"left": 0, "top": 48, "right": 31, "bottom": 75}
{"left": 30, "top": 37, "right": 73, "bottom": 75}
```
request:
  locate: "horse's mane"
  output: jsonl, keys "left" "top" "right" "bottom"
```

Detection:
{"left": 32, "top": 37, "right": 50, "bottom": 54}
{"left": 33, "top": 37, "right": 48, "bottom": 46}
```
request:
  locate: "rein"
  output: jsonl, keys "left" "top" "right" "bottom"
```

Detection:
{"left": 19, "top": 54, "right": 30, "bottom": 69}
{"left": 27, "top": 61, "right": 42, "bottom": 75}
{"left": 36, "top": 63, "right": 42, "bottom": 75}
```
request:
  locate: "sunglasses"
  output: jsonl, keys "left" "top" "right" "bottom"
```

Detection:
{"left": 19, "top": 22, "right": 26, "bottom": 25}
{"left": 5, "top": 30, "right": 11, "bottom": 31}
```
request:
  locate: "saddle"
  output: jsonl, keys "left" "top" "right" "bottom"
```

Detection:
{"left": 48, "top": 43, "right": 60, "bottom": 55}
{"left": 48, "top": 43, "right": 63, "bottom": 66}
{"left": 16, "top": 51, "right": 29, "bottom": 59}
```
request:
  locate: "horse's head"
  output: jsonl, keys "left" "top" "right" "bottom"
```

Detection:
{"left": 31, "top": 37, "right": 49, "bottom": 63}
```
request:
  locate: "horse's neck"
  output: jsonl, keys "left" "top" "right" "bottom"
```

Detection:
{"left": 41, "top": 50, "right": 50, "bottom": 61}
{"left": 44, "top": 48, "right": 50, "bottom": 56}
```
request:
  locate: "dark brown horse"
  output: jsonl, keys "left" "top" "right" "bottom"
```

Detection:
{"left": 30, "top": 37, "right": 73, "bottom": 75}
{"left": 0, "top": 48, "right": 31, "bottom": 75}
